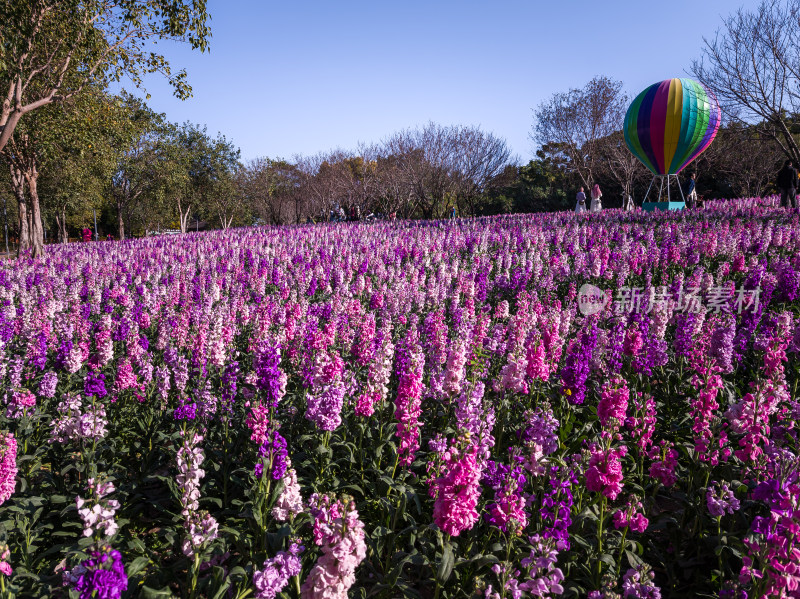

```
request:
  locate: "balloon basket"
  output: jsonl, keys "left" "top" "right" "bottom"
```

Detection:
{"left": 641, "top": 201, "right": 686, "bottom": 212}
{"left": 639, "top": 174, "right": 686, "bottom": 211}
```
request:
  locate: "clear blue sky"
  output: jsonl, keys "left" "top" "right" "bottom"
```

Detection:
{"left": 131, "top": 0, "right": 759, "bottom": 163}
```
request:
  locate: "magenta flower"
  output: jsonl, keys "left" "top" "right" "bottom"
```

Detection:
{"left": 246, "top": 403, "right": 270, "bottom": 445}
{"left": 431, "top": 443, "right": 482, "bottom": 537}
{"left": 585, "top": 445, "right": 627, "bottom": 500}
{"left": 612, "top": 496, "right": 649, "bottom": 533}
{"left": 394, "top": 344, "right": 425, "bottom": 466}
{"left": 0, "top": 432, "right": 17, "bottom": 505}
{"left": 597, "top": 376, "right": 629, "bottom": 430}
{"left": 648, "top": 441, "right": 678, "bottom": 488}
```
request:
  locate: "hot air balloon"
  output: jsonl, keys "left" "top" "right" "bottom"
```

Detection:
{"left": 624, "top": 78, "right": 720, "bottom": 210}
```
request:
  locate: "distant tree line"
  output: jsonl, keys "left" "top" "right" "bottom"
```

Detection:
{"left": 0, "top": 108, "right": 518, "bottom": 250}
{"left": 1, "top": 0, "right": 798, "bottom": 256}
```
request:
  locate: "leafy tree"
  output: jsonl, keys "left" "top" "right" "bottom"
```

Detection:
{"left": 238, "top": 158, "right": 301, "bottom": 226}
{"left": 38, "top": 90, "right": 130, "bottom": 243}
{"left": 482, "top": 154, "right": 571, "bottom": 214}
{"left": 204, "top": 164, "right": 248, "bottom": 230}
{"left": 0, "top": 0, "right": 211, "bottom": 152}
{"left": 2, "top": 89, "right": 117, "bottom": 255}
{"left": 107, "top": 94, "right": 168, "bottom": 239}
{"left": 158, "top": 123, "right": 240, "bottom": 233}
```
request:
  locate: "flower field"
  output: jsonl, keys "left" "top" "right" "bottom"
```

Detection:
{"left": 0, "top": 200, "right": 798, "bottom": 599}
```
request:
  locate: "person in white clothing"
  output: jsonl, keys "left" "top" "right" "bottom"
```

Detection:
{"left": 575, "top": 187, "right": 587, "bottom": 213}
{"left": 590, "top": 184, "right": 603, "bottom": 212}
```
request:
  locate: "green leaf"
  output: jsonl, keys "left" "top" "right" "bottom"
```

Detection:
{"left": 126, "top": 556, "right": 150, "bottom": 577}
{"left": 436, "top": 541, "right": 454, "bottom": 584}
{"left": 140, "top": 585, "right": 176, "bottom": 598}
{"left": 599, "top": 553, "right": 617, "bottom": 568}
{"left": 626, "top": 550, "right": 644, "bottom": 568}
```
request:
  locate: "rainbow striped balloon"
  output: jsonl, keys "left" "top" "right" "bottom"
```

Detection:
{"left": 624, "top": 78, "right": 721, "bottom": 176}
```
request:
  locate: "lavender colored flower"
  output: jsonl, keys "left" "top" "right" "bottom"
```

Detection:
{"left": 38, "top": 371, "right": 58, "bottom": 398}
{"left": 193, "top": 379, "right": 218, "bottom": 421}
{"left": 7, "top": 355, "right": 23, "bottom": 388}
{"left": 182, "top": 511, "right": 219, "bottom": 556}
{"left": 538, "top": 464, "right": 578, "bottom": 548}
{"left": 707, "top": 481, "right": 740, "bottom": 516}
{"left": 253, "top": 542, "right": 303, "bottom": 599}
{"left": 305, "top": 381, "right": 345, "bottom": 432}
{"left": 172, "top": 355, "right": 190, "bottom": 392}
{"left": 428, "top": 434, "right": 449, "bottom": 454}
{"left": 709, "top": 316, "right": 736, "bottom": 373}
{"left": 520, "top": 404, "right": 559, "bottom": 457}
{"left": 220, "top": 360, "right": 240, "bottom": 407}
{"left": 155, "top": 365, "right": 171, "bottom": 401}
{"left": 79, "top": 403, "right": 109, "bottom": 440}
{"left": 621, "top": 564, "right": 661, "bottom": 599}
{"left": 518, "top": 534, "right": 566, "bottom": 597}
{"left": 176, "top": 431, "right": 205, "bottom": 518}
{"left": 455, "top": 381, "right": 495, "bottom": 463}
{"left": 176, "top": 431, "right": 218, "bottom": 556}
{"left": 76, "top": 479, "right": 120, "bottom": 538}
{"left": 483, "top": 461, "right": 526, "bottom": 493}
{"left": 254, "top": 344, "right": 287, "bottom": 408}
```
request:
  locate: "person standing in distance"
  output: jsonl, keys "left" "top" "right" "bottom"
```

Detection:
{"left": 777, "top": 159, "right": 798, "bottom": 209}
{"left": 684, "top": 173, "right": 698, "bottom": 208}
{"left": 575, "top": 187, "right": 587, "bottom": 213}
{"left": 590, "top": 184, "right": 603, "bottom": 212}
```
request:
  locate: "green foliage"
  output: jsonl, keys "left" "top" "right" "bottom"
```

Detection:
{"left": 479, "top": 156, "right": 572, "bottom": 214}
{"left": 0, "top": 0, "right": 211, "bottom": 103}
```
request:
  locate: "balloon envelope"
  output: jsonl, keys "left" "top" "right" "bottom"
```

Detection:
{"left": 624, "top": 78, "right": 720, "bottom": 176}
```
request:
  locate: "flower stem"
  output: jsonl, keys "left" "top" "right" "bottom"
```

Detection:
{"left": 617, "top": 526, "right": 629, "bottom": 572}
{"left": 596, "top": 495, "right": 607, "bottom": 586}
{"left": 189, "top": 552, "right": 200, "bottom": 599}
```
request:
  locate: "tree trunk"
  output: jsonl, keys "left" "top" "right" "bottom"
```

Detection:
{"left": 177, "top": 197, "right": 191, "bottom": 234}
{"left": 25, "top": 166, "right": 44, "bottom": 258}
{"left": 10, "top": 166, "right": 30, "bottom": 256}
{"left": 219, "top": 211, "right": 233, "bottom": 230}
{"left": 56, "top": 206, "right": 68, "bottom": 244}
{"left": 0, "top": 110, "right": 23, "bottom": 156}
{"left": 117, "top": 194, "right": 126, "bottom": 240}
{"left": 17, "top": 199, "right": 29, "bottom": 255}
{"left": 55, "top": 213, "right": 62, "bottom": 244}
{"left": 776, "top": 118, "right": 800, "bottom": 168}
